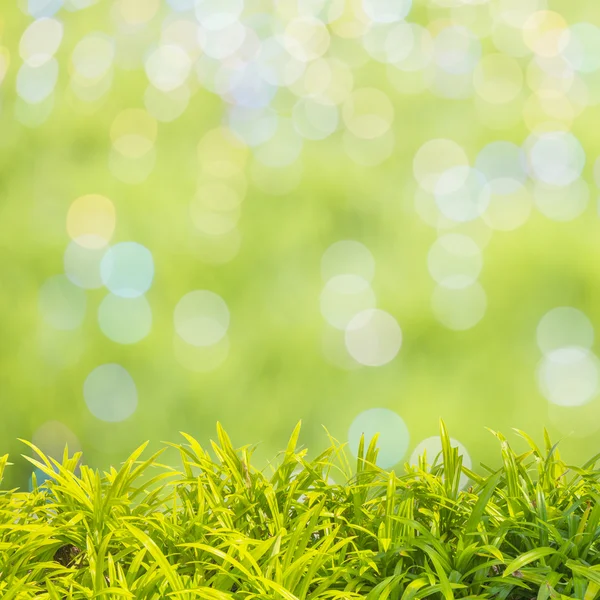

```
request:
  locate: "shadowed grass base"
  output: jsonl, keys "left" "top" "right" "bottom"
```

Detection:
{"left": 1, "top": 421, "right": 599, "bottom": 599}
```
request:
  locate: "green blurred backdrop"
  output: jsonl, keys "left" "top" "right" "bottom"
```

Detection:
{"left": 2, "top": 0, "right": 600, "bottom": 488}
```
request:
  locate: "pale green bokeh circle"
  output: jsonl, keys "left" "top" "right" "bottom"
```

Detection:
{"left": 98, "top": 294, "right": 152, "bottom": 344}
{"left": 348, "top": 408, "right": 410, "bottom": 468}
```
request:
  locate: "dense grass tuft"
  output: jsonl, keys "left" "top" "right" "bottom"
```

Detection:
{"left": 2, "top": 421, "right": 600, "bottom": 599}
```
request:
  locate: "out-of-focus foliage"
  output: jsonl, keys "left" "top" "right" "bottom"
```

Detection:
{"left": 1, "top": 0, "right": 600, "bottom": 487}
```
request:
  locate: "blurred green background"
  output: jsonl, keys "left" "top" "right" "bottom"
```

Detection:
{"left": 2, "top": 0, "right": 600, "bottom": 489}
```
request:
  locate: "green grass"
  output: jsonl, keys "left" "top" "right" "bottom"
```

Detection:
{"left": 2, "top": 421, "right": 600, "bottom": 599}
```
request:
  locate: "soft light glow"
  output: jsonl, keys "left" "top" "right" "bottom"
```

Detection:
{"left": 250, "top": 160, "right": 304, "bottom": 196}
{"left": 284, "top": 17, "right": 331, "bottom": 63}
{"left": 108, "top": 148, "right": 156, "bottom": 184}
{"left": 16, "top": 59, "right": 58, "bottom": 104}
{"left": 32, "top": 421, "right": 81, "bottom": 458}
{"left": 320, "top": 275, "right": 376, "bottom": 330}
{"left": 195, "top": 0, "right": 243, "bottom": 30}
{"left": 562, "top": 23, "right": 600, "bottom": 74}
{"left": 145, "top": 45, "right": 192, "bottom": 92}
{"left": 522, "top": 10, "right": 568, "bottom": 58}
{"left": 228, "top": 106, "right": 278, "bottom": 147}
{"left": 494, "top": 0, "right": 548, "bottom": 29}
{"left": 292, "top": 98, "right": 339, "bottom": 140}
{"left": 345, "top": 309, "right": 402, "bottom": 366}
{"left": 0, "top": 48, "right": 9, "bottom": 87}
{"left": 348, "top": 408, "right": 410, "bottom": 468}
{"left": 198, "top": 22, "right": 246, "bottom": 60}
{"left": 83, "top": 364, "right": 138, "bottom": 422}
{"left": 298, "top": 0, "right": 346, "bottom": 23}
{"left": 257, "top": 36, "right": 305, "bottom": 87}
{"left": 115, "top": 0, "right": 159, "bottom": 25}
{"left": 110, "top": 109, "right": 157, "bottom": 156}
{"left": 526, "top": 131, "right": 585, "bottom": 186}
{"left": 533, "top": 179, "right": 589, "bottom": 221}
{"left": 100, "top": 242, "right": 155, "bottom": 299}
{"left": 254, "top": 118, "right": 303, "bottom": 167}
{"left": 475, "top": 141, "right": 527, "bottom": 194}
{"left": 548, "top": 400, "right": 600, "bottom": 439}
{"left": 434, "top": 25, "right": 481, "bottom": 75}
{"left": 190, "top": 182, "right": 242, "bottom": 236}
{"left": 473, "top": 53, "right": 523, "bottom": 104}
{"left": 362, "top": 23, "right": 414, "bottom": 65}
{"left": 321, "top": 325, "right": 361, "bottom": 370}
{"left": 98, "top": 294, "right": 152, "bottom": 344}
{"left": 435, "top": 167, "right": 490, "bottom": 222}
{"left": 64, "top": 239, "right": 107, "bottom": 290}
{"left": 39, "top": 275, "right": 86, "bottom": 330}
{"left": 292, "top": 57, "right": 354, "bottom": 105}
{"left": 482, "top": 182, "right": 533, "bottom": 231}
{"left": 174, "top": 290, "right": 230, "bottom": 347}
{"left": 71, "top": 33, "right": 114, "bottom": 80}
{"left": 537, "top": 307, "right": 594, "bottom": 355}
{"left": 427, "top": 234, "right": 482, "bottom": 289}
{"left": 538, "top": 347, "right": 599, "bottom": 407}
{"left": 362, "top": 0, "right": 412, "bottom": 24}
{"left": 321, "top": 240, "right": 375, "bottom": 282}
{"left": 144, "top": 84, "right": 190, "bottom": 123}
{"left": 24, "top": 0, "right": 63, "bottom": 18}
{"left": 66, "top": 194, "right": 116, "bottom": 249}
{"left": 38, "top": 328, "right": 84, "bottom": 368}
{"left": 173, "top": 334, "right": 230, "bottom": 372}
{"left": 392, "top": 24, "right": 433, "bottom": 72}
{"left": 342, "top": 87, "right": 394, "bottom": 140}
{"left": 20, "top": 18, "right": 63, "bottom": 67}
{"left": 343, "top": 129, "right": 395, "bottom": 166}
{"left": 431, "top": 283, "right": 487, "bottom": 330}
{"left": 413, "top": 139, "right": 469, "bottom": 193}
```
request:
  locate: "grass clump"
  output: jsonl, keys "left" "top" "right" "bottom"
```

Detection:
{"left": 1, "top": 421, "right": 600, "bottom": 599}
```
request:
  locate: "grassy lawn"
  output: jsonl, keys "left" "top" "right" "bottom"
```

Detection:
{"left": 1, "top": 421, "right": 599, "bottom": 598}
